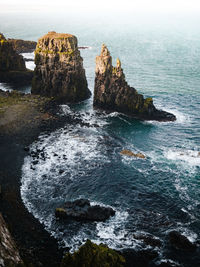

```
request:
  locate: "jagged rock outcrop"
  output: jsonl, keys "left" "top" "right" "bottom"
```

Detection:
{"left": 8, "top": 38, "right": 37, "bottom": 53}
{"left": 0, "top": 213, "right": 24, "bottom": 266}
{"left": 61, "top": 239, "right": 125, "bottom": 267}
{"left": 32, "top": 31, "right": 91, "bottom": 103}
{"left": 94, "top": 44, "right": 176, "bottom": 121}
{"left": 0, "top": 33, "right": 33, "bottom": 83}
{"left": 55, "top": 198, "right": 115, "bottom": 222}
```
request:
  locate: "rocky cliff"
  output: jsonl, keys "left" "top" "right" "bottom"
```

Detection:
{"left": 0, "top": 213, "right": 23, "bottom": 266}
{"left": 0, "top": 33, "right": 33, "bottom": 83}
{"left": 8, "top": 38, "right": 37, "bottom": 53}
{"left": 94, "top": 44, "right": 176, "bottom": 121}
{"left": 32, "top": 31, "right": 91, "bottom": 103}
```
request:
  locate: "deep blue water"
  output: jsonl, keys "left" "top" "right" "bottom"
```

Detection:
{"left": 0, "top": 11, "right": 200, "bottom": 266}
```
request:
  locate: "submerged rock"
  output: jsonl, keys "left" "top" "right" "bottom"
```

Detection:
{"left": 55, "top": 198, "right": 115, "bottom": 222}
{"left": 168, "top": 231, "right": 196, "bottom": 251}
{"left": 94, "top": 44, "right": 176, "bottom": 121}
{"left": 0, "top": 213, "right": 24, "bottom": 266}
{"left": 32, "top": 31, "right": 91, "bottom": 103}
{"left": 0, "top": 33, "right": 33, "bottom": 83}
{"left": 120, "top": 149, "right": 146, "bottom": 159}
{"left": 61, "top": 239, "right": 125, "bottom": 267}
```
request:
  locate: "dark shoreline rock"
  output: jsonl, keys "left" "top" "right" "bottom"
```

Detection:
{"left": 55, "top": 198, "right": 115, "bottom": 222}
{"left": 94, "top": 44, "right": 176, "bottom": 122}
{"left": 32, "top": 31, "right": 91, "bottom": 103}
{"left": 168, "top": 231, "right": 197, "bottom": 251}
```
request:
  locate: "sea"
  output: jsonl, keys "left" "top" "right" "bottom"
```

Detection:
{"left": 0, "top": 10, "right": 200, "bottom": 267}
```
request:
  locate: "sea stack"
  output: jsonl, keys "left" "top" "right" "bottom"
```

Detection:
{"left": 32, "top": 31, "right": 91, "bottom": 103}
{"left": 0, "top": 33, "right": 33, "bottom": 83}
{"left": 94, "top": 44, "right": 176, "bottom": 121}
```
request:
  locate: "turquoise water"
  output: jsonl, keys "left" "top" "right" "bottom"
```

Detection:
{"left": 1, "top": 11, "right": 200, "bottom": 266}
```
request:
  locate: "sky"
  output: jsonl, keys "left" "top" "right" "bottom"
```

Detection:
{"left": 1, "top": 0, "right": 200, "bottom": 15}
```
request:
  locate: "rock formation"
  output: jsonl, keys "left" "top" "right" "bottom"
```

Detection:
{"left": 61, "top": 239, "right": 125, "bottom": 267}
{"left": 0, "top": 33, "right": 33, "bottom": 83}
{"left": 8, "top": 38, "right": 37, "bottom": 53}
{"left": 94, "top": 44, "right": 176, "bottom": 121}
{"left": 55, "top": 198, "right": 115, "bottom": 222}
{"left": 32, "top": 31, "right": 91, "bottom": 103}
{"left": 0, "top": 213, "right": 24, "bottom": 266}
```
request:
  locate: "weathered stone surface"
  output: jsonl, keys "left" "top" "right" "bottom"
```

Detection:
{"left": 0, "top": 33, "right": 33, "bottom": 83}
{"left": 120, "top": 150, "right": 146, "bottom": 159}
{"left": 8, "top": 38, "right": 37, "bottom": 53}
{"left": 32, "top": 31, "right": 91, "bottom": 103}
{"left": 61, "top": 239, "right": 125, "bottom": 267}
{"left": 94, "top": 44, "right": 176, "bottom": 121}
{"left": 0, "top": 213, "right": 24, "bottom": 266}
{"left": 55, "top": 198, "right": 115, "bottom": 222}
{"left": 168, "top": 231, "right": 197, "bottom": 251}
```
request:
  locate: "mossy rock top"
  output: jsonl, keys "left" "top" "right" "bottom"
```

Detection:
{"left": 39, "top": 31, "right": 75, "bottom": 40}
{"left": 61, "top": 240, "right": 125, "bottom": 267}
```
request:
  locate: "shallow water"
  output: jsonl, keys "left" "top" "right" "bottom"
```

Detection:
{"left": 0, "top": 12, "right": 200, "bottom": 266}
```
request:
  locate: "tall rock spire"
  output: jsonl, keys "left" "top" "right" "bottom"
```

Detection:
{"left": 94, "top": 44, "right": 176, "bottom": 121}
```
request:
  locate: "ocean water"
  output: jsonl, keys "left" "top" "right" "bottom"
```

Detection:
{"left": 0, "top": 11, "right": 200, "bottom": 266}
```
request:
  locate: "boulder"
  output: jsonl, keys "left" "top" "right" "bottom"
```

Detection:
{"left": 133, "top": 232, "right": 162, "bottom": 248}
{"left": 61, "top": 239, "right": 125, "bottom": 267}
{"left": 55, "top": 198, "right": 115, "bottom": 222}
{"left": 0, "top": 213, "right": 24, "bottom": 266}
{"left": 168, "top": 231, "right": 196, "bottom": 251}
{"left": 0, "top": 33, "right": 33, "bottom": 83}
{"left": 94, "top": 44, "right": 176, "bottom": 121}
{"left": 32, "top": 31, "right": 91, "bottom": 103}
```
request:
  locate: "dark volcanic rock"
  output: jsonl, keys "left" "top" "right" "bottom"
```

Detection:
{"left": 94, "top": 44, "right": 176, "bottom": 121}
{"left": 133, "top": 232, "right": 162, "bottom": 248}
{"left": 0, "top": 33, "right": 33, "bottom": 83}
{"left": 168, "top": 231, "right": 197, "bottom": 251}
{"left": 55, "top": 198, "right": 115, "bottom": 222}
{"left": 8, "top": 38, "right": 37, "bottom": 53}
{"left": 32, "top": 31, "right": 91, "bottom": 103}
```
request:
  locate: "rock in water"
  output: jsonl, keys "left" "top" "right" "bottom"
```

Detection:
{"left": 55, "top": 198, "right": 115, "bottom": 222}
{"left": 0, "top": 33, "right": 33, "bottom": 83}
{"left": 0, "top": 213, "right": 24, "bottom": 266}
{"left": 61, "top": 239, "right": 125, "bottom": 267}
{"left": 168, "top": 231, "right": 197, "bottom": 251}
{"left": 94, "top": 44, "right": 176, "bottom": 121}
{"left": 8, "top": 38, "right": 37, "bottom": 53}
{"left": 32, "top": 31, "right": 91, "bottom": 103}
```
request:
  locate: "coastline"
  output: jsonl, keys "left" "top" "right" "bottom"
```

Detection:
{"left": 0, "top": 91, "right": 65, "bottom": 266}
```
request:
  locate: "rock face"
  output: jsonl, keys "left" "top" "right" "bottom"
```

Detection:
{"left": 32, "top": 31, "right": 91, "bottom": 103}
{"left": 61, "top": 239, "right": 125, "bottom": 267}
{"left": 55, "top": 199, "right": 115, "bottom": 222}
{"left": 168, "top": 231, "right": 197, "bottom": 251}
{"left": 8, "top": 38, "right": 37, "bottom": 53}
{"left": 0, "top": 33, "right": 33, "bottom": 83}
{"left": 0, "top": 213, "right": 23, "bottom": 266}
{"left": 94, "top": 44, "right": 176, "bottom": 121}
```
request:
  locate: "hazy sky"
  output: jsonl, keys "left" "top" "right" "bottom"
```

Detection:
{"left": 1, "top": 0, "right": 200, "bottom": 14}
